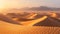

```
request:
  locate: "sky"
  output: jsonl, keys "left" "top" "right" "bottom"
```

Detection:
{"left": 0, "top": 0, "right": 60, "bottom": 9}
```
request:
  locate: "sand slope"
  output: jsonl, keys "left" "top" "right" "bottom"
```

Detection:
{"left": 0, "top": 21, "right": 60, "bottom": 34}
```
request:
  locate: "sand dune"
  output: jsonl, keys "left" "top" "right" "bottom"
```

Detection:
{"left": 0, "top": 21, "right": 60, "bottom": 34}
{"left": 20, "top": 16, "right": 47, "bottom": 26}
{"left": 0, "top": 13, "right": 60, "bottom": 34}
{"left": 0, "top": 14, "right": 20, "bottom": 25}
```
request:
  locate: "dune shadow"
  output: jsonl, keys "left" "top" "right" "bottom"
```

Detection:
{"left": 0, "top": 14, "right": 21, "bottom": 25}
{"left": 33, "top": 17, "right": 60, "bottom": 27}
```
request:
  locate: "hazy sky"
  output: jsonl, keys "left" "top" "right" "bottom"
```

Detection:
{"left": 0, "top": 0, "right": 60, "bottom": 9}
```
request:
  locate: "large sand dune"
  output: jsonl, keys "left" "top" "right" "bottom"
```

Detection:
{"left": 0, "top": 13, "right": 60, "bottom": 34}
{"left": 0, "top": 21, "right": 60, "bottom": 34}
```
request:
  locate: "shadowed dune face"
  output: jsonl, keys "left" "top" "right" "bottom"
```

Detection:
{"left": 34, "top": 16, "right": 60, "bottom": 27}
{"left": 0, "top": 14, "right": 20, "bottom": 25}
{"left": 33, "top": 12, "right": 60, "bottom": 27}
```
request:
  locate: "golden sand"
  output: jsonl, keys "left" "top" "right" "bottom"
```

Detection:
{"left": 0, "top": 21, "right": 60, "bottom": 34}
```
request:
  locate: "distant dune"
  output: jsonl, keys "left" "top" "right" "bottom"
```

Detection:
{"left": 0, "top": 14, "right": 20, "bottom": 25}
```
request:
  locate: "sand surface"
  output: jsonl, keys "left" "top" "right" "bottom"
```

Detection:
{"left": 0, "top": 21, "right": 60, "bottom": 34}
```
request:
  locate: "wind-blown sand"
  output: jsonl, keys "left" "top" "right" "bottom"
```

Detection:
{"left": 0, "top": 21, "right": 60, "bottom": 34}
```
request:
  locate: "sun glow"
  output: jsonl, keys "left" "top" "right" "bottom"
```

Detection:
{"left": 0, "top": 0, "right": 6, "bottom": 9}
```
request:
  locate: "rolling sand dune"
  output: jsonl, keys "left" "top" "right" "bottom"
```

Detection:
{"left": 0, "top": 21, "right": 60, "bottom": 34}
{"left": 0, "top": 13, "right": 60, "bottom": 34}
{"left": 20, "top": 16, "right": 47, "bottom": 26}
{"left": 0, "top": 14, "right": 20, "bottom": 25}
{"left": 34, "top": 17, "right": 60, "bottom": 27}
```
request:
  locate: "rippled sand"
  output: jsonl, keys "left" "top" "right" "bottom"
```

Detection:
{"left": 0, "top": 21, "right": 60, "bottom": 34}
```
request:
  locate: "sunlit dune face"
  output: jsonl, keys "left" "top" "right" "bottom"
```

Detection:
{"left": 48, "top": 12, "right": 57, "bottom": 18}
{"left": 51, "top": 13, "right": 57, "bottom": 17}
